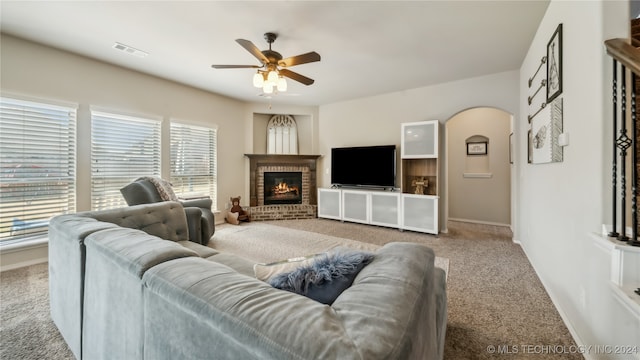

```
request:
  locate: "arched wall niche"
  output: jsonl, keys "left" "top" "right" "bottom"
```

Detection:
{"left": 444, "top": 106, "right": 512, "bottom": 227}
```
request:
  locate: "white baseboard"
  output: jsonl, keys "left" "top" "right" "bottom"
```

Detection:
{"left": 448, "top": 217, "right": 511, "bottom": 228}
{"left": 1, "top": 257, "right": 47, "bottom": 272}
{"left": 0, "top": 239, "right": 48, "bottom": 272}
{"left": 518, "top": 240, "right": 592, "bottom": 360}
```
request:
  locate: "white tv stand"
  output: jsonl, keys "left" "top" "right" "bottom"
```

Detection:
{"left": 317, "top": 187, "right": 438, "bottom": 234}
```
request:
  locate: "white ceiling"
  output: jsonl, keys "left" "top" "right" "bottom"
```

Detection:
{"left": 0, "top": 1, "right": 549, "bottom": 107}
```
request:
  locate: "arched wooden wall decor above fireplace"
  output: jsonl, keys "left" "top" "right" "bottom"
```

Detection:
{"left": 267, "top": 114, "right": 298, "bottom": 155}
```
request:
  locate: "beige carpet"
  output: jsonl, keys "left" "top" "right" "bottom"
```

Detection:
{"left": 210, "top": 221, "right": 449, "bottom": 276}
{"left": 0, "top": 219, "right": 580, "bottom": 360}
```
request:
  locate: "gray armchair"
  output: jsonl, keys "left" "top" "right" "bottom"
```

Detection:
{"left": 120, "top": 179, "right": 215, "bottom": 245}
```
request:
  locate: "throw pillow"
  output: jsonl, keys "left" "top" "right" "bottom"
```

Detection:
{"left": 253, "top": 253, "right": 324, "bottom": 281}
{"left": 268, "top": 249, "right": 375, "bottom": 305}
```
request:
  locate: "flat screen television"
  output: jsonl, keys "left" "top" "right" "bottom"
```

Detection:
{"left": 331, "top": 145, "right": 396, "bottom": 188}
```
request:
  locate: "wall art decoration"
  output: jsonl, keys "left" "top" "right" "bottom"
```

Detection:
{"left": 467, "top": 141, "right": 488, "bottom": 155}
{"left": 531, "top": 97, "right": 563, "bottom": 164}
{"left": 546, "top": 24, "right": 563, "bottom": 103}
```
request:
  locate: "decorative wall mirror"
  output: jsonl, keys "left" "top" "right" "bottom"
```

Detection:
{"left": 267, "top": 114, "right": 298, "bottom": 154}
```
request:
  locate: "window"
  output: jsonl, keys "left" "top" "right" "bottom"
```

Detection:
{"left": 0, "top": 97, "right": 76, "bottom": 243}
{"left": 91, "top": 110, "right": 160, "bottom": 210}
{"left": 170, "top": 122, "right": 217, "bottom": 209}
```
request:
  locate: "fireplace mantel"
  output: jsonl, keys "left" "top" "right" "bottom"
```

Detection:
{"left": 245, "top": 154, "right": 321, "bottom": 207}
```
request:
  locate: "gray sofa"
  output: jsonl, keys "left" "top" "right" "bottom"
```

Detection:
{"left": 49, "top": 201, "right": 447, "bottom": 360}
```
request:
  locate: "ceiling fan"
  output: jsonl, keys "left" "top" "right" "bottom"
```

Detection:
{"left": 211, "top": 32, "right": 320, "bottom": 93}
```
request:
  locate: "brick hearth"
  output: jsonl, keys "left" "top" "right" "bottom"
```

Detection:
{"left": 245, "top": 154, "right": 321, "bottom": 221}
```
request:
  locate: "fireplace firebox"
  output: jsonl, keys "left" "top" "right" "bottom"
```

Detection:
{"left": 264, "top": 172, "right": 302, "bottom": 205}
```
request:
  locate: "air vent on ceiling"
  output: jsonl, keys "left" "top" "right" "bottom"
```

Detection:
{"left": 112, "top": 42, "right": 148, "bottom": 58}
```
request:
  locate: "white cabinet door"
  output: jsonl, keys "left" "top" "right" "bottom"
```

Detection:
{"left": 370, "top": 192, "right": 400, "bottom": 228}
{"left": 401, "top": 194, "right": 438, "bottom": 234}
{"left": 317, "top": 188, "right": 342, "bottom": 220}
{"left": 342, "top": 190, "right": 370, "bottom": 224}
{"left": 401, "top": 120, "right": 438, "bottom": 158}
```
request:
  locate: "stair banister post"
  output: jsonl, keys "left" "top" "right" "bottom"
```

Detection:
{"left": 630, "top": 73, "right": 640, "bottom": 246}
{"left": 610, "top": 59, "right": 620, "bottom": 237}
{"left": 618, "top": 64, "right": 630, "bottom": 242}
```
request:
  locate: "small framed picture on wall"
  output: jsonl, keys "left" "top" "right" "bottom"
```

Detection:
{"left": 546, "top": 23, "right": 562, "bottom": 102}
{"left": 467, "top": 141, "right": 488, "bottom": 155}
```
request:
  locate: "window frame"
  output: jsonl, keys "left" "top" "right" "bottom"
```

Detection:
{"left": 170, "top": 121, "right": 217, "bottom": 210}
{"left": 0, "top": 96, "right": 77, "bottom": 244}
{"left": 90, "top": 109, "right": 161, "bottom": 211}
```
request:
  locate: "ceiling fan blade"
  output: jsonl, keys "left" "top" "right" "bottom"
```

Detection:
{"left": 278, "top": 52, "right": 321, "bottom": 67}
{"left": 211, "top": 64, "right": 261, "bottom": 69}
{"left": 279, "top": 68, "right": 315, "bottom": 85}
{"left": 236, "top": 39, "right": 269, "bottom": 64}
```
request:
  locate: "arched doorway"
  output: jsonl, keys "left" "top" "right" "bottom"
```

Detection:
{"left": 444, "top": 107, "right": 512, "bottom": 229}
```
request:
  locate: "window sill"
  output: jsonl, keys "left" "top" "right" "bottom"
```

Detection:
{"left": 463, "top": 173, "right": 493, "bottom": 178}
{"left": 0, "top": 236, "right": 48, "bottom": 253}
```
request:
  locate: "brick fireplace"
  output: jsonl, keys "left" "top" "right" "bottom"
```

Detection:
{"left": 245, "top": 154, "right": 321, "bottom": 221}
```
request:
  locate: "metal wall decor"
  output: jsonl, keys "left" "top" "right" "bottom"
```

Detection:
{"left": 526, "top": 23, "right": 564, "bottom": 165}
{"left": 527, "top": 57, "right": 547, "bottom": 123}
{"left": 528, "top": 79, "right": 546, "bottom": 105}
{"left": 528, "top": 102, "right": 546, "bottom": 123}
{"left": 528, "top": 56, "right": 546, "bottom": 88}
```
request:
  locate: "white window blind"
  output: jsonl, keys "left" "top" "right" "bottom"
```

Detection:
{"left": 170, "top": 122, "right": 217, "bottom": 209}
{"left": 0, "top": 97, "right": 76, "bottom": 242}
{"left": 91, "top": 111, "right": 160, "bottom": 210}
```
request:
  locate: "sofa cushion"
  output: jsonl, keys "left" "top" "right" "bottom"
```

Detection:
{"left": 267, "top": 250, "right": 374, "bottom": 305}
{"left": 253, "top": 253, "right": 324, "bottom": 281}
{"left": 85, "top": 227, "right": 199, "bottom": 278}
{"left": 206, "top": 253, "right": 255, "bottom": 277}
{"left": 177, "top": 240, "right": 219, "bottom": 258}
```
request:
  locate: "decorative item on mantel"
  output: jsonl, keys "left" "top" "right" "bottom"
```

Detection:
{"left": 411, "top": 177, "right": 428, "bottom": 195}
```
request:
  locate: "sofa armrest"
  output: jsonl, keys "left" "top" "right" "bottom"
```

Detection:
{"left": 331, "top": 242, "right": 445, "bottom": 360}
{"left": 181, "top": 197, "right": 212, "bottom": 209}
{"left": 184, "top": 207, "right": 203, "bottom": 244}
{"left": 181, "top": 198, "right": 215, "bottom": 243}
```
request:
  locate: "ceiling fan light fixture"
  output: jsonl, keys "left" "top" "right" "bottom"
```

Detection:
{"left": 277, "top": 76, "right": 287, "bottom": 92}
{"left": 212, "top": 32, "right": 320, "bottom": 96}
{"left": 253, "top": 72, "right": 264, "bottom": 88}
{"left": 267, "top": 70, "right": 279, "bottom": 84}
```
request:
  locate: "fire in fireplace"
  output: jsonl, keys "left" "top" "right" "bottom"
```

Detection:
{"left": 264, "top": 172, "right": 302, "bottom": 205}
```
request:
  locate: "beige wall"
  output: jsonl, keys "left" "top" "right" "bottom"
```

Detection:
{"left": 447, "top": 107, "right": 511, "bottom": 225}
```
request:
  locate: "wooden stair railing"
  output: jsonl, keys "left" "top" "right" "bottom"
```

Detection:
{"left": 604, "top": 38, "right": 640, "bottom": 246}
